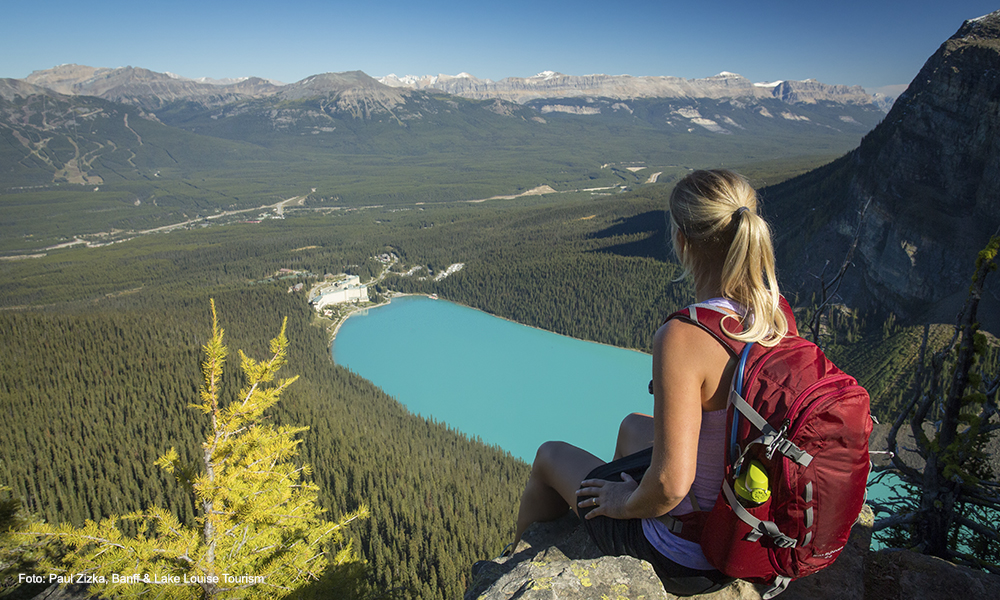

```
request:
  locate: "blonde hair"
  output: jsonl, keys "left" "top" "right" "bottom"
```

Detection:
{"left": 669, "top": 169, "right": 788, "bottom": 346}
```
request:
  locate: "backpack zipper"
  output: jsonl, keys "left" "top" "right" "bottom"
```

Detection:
{"left": 787, "top": 379, "right": 856, "bottom": 438}
{"left": 785, "top": 373, "right": 855, "bottom": 421}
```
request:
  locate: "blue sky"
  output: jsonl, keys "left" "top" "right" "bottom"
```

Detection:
{"left": 4, "top": 1, "right": 998, "bottom": 96}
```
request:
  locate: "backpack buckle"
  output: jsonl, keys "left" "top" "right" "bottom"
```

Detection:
{"left": 762, "top": 421, "right": 814, "bottom": 466}
{"left": 764, "top": 420, "right": 790, "bottom": 460}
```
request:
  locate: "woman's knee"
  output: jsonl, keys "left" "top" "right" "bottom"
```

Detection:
{"left": 531, "top": 441, "right": 602, "bottom": 484}
{"left": 618, "top": 413, "right": 652, "bottom": 441}
{"left": 532, "top": 440, "right": 573, "bottom": 471}
{"left": 616, "top": 413, "right": 653, "bottom": 457}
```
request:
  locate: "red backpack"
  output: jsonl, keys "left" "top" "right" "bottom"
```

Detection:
{"left": 666, "top": 300, "right": 872, "bottom": 598}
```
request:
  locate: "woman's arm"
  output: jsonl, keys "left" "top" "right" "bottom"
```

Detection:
{"left": 578, "top": 318, "right": 727, "bottom": 519}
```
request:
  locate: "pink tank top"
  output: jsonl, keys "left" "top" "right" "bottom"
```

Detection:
{"left": 667, "top": 408, "right": 727, "bottom": 516}
{"left": 641, "top": 409, "right": 726, "bottom": 570}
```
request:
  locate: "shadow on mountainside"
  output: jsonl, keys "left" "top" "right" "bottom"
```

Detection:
{"left": 589, "top": 211, "right": 671, "bottom": 262}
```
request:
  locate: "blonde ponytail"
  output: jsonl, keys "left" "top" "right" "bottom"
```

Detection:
{"left": 669, "top": 170, "right": 788, "bottom": 346}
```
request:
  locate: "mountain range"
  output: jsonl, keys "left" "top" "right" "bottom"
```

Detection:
{"left": 18, "top": 64, "right": 282, "bottom": 109}
{"left": 1, "top": 62, "right": 888, "bottom": 235}
{"left": 379, "top": 70, "right": 896, "bottom": 111}
{"left": 4, "top": 61, "right": 895, "bottom": 150}
{"left": 4, "top": 65, "right": 893, "bottom": 153}
{"left": 20, "top": 64, "right": 894, "bottom": 113}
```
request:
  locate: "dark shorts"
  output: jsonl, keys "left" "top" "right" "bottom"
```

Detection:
{"left": 579, "top": 448, "right": 734, "bottom": 597}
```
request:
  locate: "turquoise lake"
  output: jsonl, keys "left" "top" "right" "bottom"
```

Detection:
{"left": 331, "top": 295, "right": 653, "bottom": 463}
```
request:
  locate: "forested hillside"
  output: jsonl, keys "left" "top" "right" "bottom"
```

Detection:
{"left": 1, "top": 282, "right": 530, "bottom": 598}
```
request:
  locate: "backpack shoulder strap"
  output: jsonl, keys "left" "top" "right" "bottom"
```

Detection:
{"left": 779, "top": 296, "right": 798, "bottom": 337}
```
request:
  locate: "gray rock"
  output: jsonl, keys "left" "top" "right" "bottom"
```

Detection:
{"left": 379, "top": 71, "right": 883, "bottom": 109}
{"left": 865, "top": 547, "right": 1000, "bottom": 600}
{"left": 466, "top": 506, "right": 874, "bottom": 600}
{"left": 778, "top": 505, "right": 872, "bottom": 600}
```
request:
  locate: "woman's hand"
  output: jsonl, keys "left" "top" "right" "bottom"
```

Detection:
{"left": 575, "top": 473, "right": 639, "bottom": 520}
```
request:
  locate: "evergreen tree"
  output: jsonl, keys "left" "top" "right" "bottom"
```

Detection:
{"left": 1, "top": 485, "right": 31, "bottom": 592}
{"left": 15, "top": 301, "right": 369, "bottom": 598}
{"left": 872, "top": 236, "right": 1000, "bottom": 572}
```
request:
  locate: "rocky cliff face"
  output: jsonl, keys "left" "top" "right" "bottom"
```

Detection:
{"left": 766, "top": 11, "right": 1000, "bottom": 327}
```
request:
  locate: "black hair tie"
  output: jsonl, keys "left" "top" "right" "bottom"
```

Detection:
{"left": 732, "top": 206, "right": 750, "bottom": 227}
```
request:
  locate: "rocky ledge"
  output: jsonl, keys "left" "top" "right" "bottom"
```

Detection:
{"left": 465, "top": 505, "right": 1000, "bottom": 600}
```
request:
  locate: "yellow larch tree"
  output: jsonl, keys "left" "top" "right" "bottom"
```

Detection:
{"left": 17, "top": 301, "right": 369, "bottom": 599}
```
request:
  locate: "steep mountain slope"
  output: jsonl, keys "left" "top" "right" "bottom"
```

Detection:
{"left": 764, "top": 10, "right": 1000, "bottom": 329}
{"left": 0, "top": 78, "right": 275, "bottom": 186}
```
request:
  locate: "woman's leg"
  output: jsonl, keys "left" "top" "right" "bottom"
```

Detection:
{"left": 512, "top": 441, "right": 604, "bottom": 550}
{"left": 614, "top": 412, "right": 654, "bottom": 460}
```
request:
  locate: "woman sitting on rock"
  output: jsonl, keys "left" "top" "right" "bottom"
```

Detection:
{"left": 508, "top": 169, "right": 788, "bottom": 596}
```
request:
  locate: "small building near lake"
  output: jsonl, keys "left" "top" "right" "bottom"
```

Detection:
{"left": 310, "top": 275, "right": 368, "bottom": 310}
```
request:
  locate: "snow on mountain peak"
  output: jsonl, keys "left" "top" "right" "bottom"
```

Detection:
{"left": 381, "top": 74, "right": 426, "bottom": 85}
{"left": 969, "top": 9, "right": 1000, "bottom": 23}
{"left": 378, "top": 72, "right": 496, "bottom": 89}
{"left": 163, "top": 71, "right": 253, "bottom": 85}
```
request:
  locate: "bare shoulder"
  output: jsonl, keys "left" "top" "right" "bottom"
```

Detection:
{"left": 654, "top": 317, "right": 723, "bottom": 352}
{"left": 653, "top": 318, "right": 732, "bottom": 374}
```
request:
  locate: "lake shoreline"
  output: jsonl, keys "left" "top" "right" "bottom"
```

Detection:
{"left": 327, "top": 292, "right": 653, "bottom": 359}
{"left": 326, "top": 292, "right": 428, "bottom": 345}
